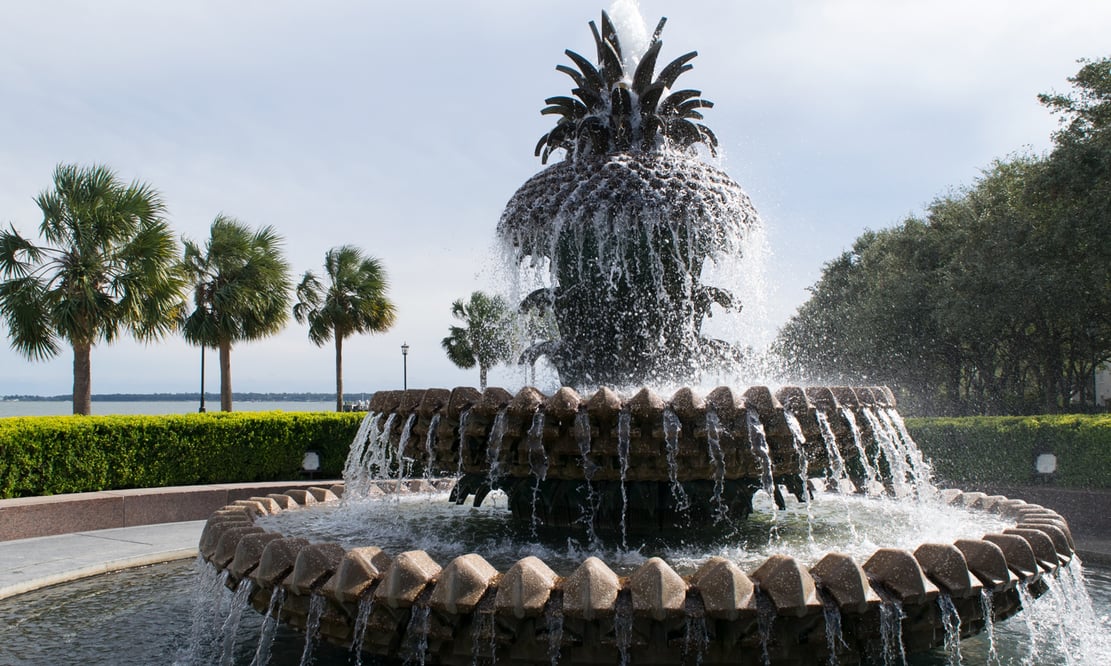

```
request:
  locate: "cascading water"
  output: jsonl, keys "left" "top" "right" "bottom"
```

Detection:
{"left": 298, "top": 593, "right": 326, "bottom": 666}
{"left": 662, "top": 407, "right": 691, "bottom": 513}
{"left": 219, "top": 579, "right": 254, "bottom": 666}
{"left": 250, "top": 587, "right": 285, "bottom": 666}
{"left": 573, "top": 409, "right": 599, "bottom": 544}
{"left": 747, "top": 408, "right": 776, "bottom": 497}
{"left": 704, "top": 408, "right": 728, "bottom": 523}
{"left": 351, "top": 596, "right": 375, "bottom": 666}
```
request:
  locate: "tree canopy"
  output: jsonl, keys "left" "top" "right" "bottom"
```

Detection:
{"left": 294, "top": 245, "right": 396, "bottom": 411}
{"left": 181, "top": 215, "right": 292, "bottom": 411}
{"left": 776, "top": 57, "right": 1111, "bottom": 416}
{"left": 441, "top": 291, "right": 514, "bottom": 390}
{"left": 0, "top": 163, "right": 183, "bottom": 414}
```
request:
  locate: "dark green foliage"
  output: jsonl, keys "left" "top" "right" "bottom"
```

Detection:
{"left": 0, "top": 164, "right": 184, "bottom": 415}
{"left": 776, "top": 57, "right": 1111, "bottom": 415}
{"left": 441, "top": 291, "right": 514, "bottom": 390}
{"left": 535, "top": 11, "right": 717, "bottom": 163}
{"left": 0, "top": 411, "right": 362, "bottom": 499}
{"left": 906, "top": 414, "right": 1111, "bottom": 488}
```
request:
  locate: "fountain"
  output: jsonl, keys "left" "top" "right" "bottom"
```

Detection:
{"left": 195, "top": 6, "right": 1092, "bottom": 665}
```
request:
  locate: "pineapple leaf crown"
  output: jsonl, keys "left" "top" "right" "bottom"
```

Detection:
{"left": 535, "top": 12, "right": 718, "bottom": 164}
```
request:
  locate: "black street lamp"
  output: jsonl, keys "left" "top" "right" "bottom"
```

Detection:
{"left": 198, "top": 345, "right": 207, "bottom": 413}
{"left": 401, "top": 342, "right": 410, "bottom": 390}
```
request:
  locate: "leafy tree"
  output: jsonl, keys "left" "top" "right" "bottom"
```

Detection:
{"left": 776, "top": 58, "right": 1111, "bottom": 416}
{"left": 0, "top": 164, "right": 183, "bottom": 415}
{"left": 180, "top": 215, "right": 292, "bottom": 412}
{"left": 441, "top": 291, "right": 514, "bottom": 390}
{"left": 293, "top": 246, "right": 397, "bottom": 411}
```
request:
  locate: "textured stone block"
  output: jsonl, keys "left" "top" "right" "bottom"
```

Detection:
{"left": 495, "top": 556, "right": 558, "bottom": 619}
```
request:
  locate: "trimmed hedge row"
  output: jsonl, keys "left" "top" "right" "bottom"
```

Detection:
{"left": 0, "top": 411, "right": 364, "bottom": 499}
{"left": 3, "top": 411, "right": 1107, "bottom": 499}
{"left": 906, "top": 413, "right": 1111, "bottom": 489}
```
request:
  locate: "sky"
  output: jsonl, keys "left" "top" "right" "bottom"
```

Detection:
{"left": 1, "top": 0, "right": 1109, "bottom": 398}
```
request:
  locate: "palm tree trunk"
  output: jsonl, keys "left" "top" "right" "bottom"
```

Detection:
{"left": 219, "top": 339, "right": 233, "bottom": 412}
{"left": 480, "top": 364, "right": 488, "bottom": 392}
{"left": 72, "top": 341, "right": 92, "bottom": 415}
{"left": 335, "top": 335, "right": 344, "bottom": 412}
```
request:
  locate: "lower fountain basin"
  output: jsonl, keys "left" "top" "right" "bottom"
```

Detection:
{"left": 198, "top": 482, "right": 1079, "bottom": 664}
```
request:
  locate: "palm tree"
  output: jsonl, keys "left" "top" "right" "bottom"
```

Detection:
{"left": 441, "top": 291, "right": 513, "bottom": 391}
{"left": 0, "top": 164, "right": 183, "bottom": 415}
{"left": 293, "top": 245, "right": 397, "bottom": 411}
{"left": 180, "top": 215, "right": 292, "bottom": 412}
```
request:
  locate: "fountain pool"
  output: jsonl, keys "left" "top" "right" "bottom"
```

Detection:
{"left": 0, "top": 542, "right": 1107, "bottom": 664}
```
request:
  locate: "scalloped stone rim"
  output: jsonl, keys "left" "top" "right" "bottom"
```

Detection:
{"left": 199, "top": 484, "right": 1075, "bottom": 664}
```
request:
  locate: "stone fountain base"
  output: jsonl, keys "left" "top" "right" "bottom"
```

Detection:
{"left": 200, "top": 483, "right": 1076, "bottom": 665}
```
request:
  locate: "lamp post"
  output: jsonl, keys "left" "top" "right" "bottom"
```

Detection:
{"left": 401, "top": 342, "right": 410, "bottom": 390}
{"left": 198, "top": 345, "right": 207, "bottom": 413}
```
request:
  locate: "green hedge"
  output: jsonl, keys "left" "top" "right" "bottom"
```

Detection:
{"left": 905, "top": 414, "right": 1111, "bottom": 489}
{"left": 0, "top": 411, "right": 364, "bottom": 499}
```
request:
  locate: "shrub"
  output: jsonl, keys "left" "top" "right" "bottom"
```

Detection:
{"left": 905, "top": 414, "right": 1111, "bottom": 489}
{"left": 0, "top": 411, "right": 364, "bottom": 499}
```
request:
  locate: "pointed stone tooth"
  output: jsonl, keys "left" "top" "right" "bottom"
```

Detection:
{"left": 320, "top": 546, "right": 392, "bottom": 604}
{"left": 430, "top": 554, "right": 500, "bottom": 615}
{"left": 939, "top": 489, "right": 963, "bottom": 505}
{"left": 397, "top": 389, "right": 426, "bottom": 414}
{"left": 232, "top": 499, "right": 270, "bottom": 516}
{"left": 266, "top": 493, "right": 299, "bottom": 510}
{"left": 852, "top": 387, "right": 879, "bottom": 406}
{"left": 750, "top": 554, "right": 820, "bottom": 617}
{"left": 561, "top": 556, "right": 619, "bottom": 621}
{"left": 626, "top": 388, "right": 665, "bottom": 421}
{"left": 282, "top": 489, "right": 319, "bottom": 507}
{"left": 417, "top": 388, "right": 451, "bottom": 418}
{"left": 982, "top": 534, "right": 1039, "bottom": 580}
{"left": 585, "top": 387, "right": 622, "bottom": 421}
{"left": 742, "top": 386, "right": 780, "bottom": 417}
{"left": 1003, "top": 529, "right": 1061, "bottom": 572}
{"left": 212, "top": 526, "right": 266, "bottom": 567}
{"left": 306, "top": 487, "right": 340, "bottom": 503}
{"left": 829, "top": 387, "right": 858, "bottom": 408}
{"left": 802, "top": 387, "right": 837, "bottom": 411}
{"left": 1014, "top": 522, "right": 1073, "bottom": 563}
{"left": 809, "top": 553, "right": 880, "bottom": 613}
{"left": 774, "top": 386, "right": 811, "bottom": 414}
{"left": 863, "top": 548, "right": 939, "bottom": 604}
{"left": 229, "top": 532, "right": 284, "bottom": 580}
{"left": 913, "top": 544, "right": 979, "bottom": 598}
{"left": 545, "top": 387, "right": 582, "bottom": 422}
{"left": 328, "top": 485, "right": 345, "bottom": 498}
{"left": 509, "top": 387, "right": 545, "bottom": 417}
{"left": 446, "top": 386, "right": 482, "bottom": 420}
{"left": 475, "top": 387, "right": 513, "bottom": 417}
{"left": 690, "top": 557, "right": 755, "bottom": 621}
{"left": 368, "top": 389, "right": 403, "bottom": 414}
{"left": 246, "top": 496, "right": 284, "bottom": 514}
{"left": 628, "top": 557, "right": 687, "bottom": 621}
{"left": 252, "top": 537, "right": 310, "bottom": 587}
{"left": 495, "top": 556, "right": 559, "bottom": 619}
{"left": 374, "top": 550, "right": 442, "bottom": 610}
{"left": 954, "top": 538, "right": 1018, "bottom": 590}
{"left": 287, "top": 542, "right": 347, "bottom": 596}
{"left": 956, "top": 491, "right": 987, "bottom": 508}
{"left": 668, "top": 388, "right": 704, "bottom": 423}
{"left": 199, "top": 515, "right": 252, "bottom": 557}
{"left": 705, "top": 386, "right": 744, "bottom": 422}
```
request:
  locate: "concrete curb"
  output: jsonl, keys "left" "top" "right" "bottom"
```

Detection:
{"left": 0, "top": 480, "right": 340, "bottom": 542}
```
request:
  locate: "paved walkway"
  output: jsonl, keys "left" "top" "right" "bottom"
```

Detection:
{"left": 0, "top": 520, "right": 204, "bottom": 600}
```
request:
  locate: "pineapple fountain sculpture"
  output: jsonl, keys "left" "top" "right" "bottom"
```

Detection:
{"left": 196, "top": 9, "right": 1083, "bottom": 665}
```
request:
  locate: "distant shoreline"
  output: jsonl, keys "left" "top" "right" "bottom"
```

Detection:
{"left": 1, "top": 392, "right": 374, "bottom": 403}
